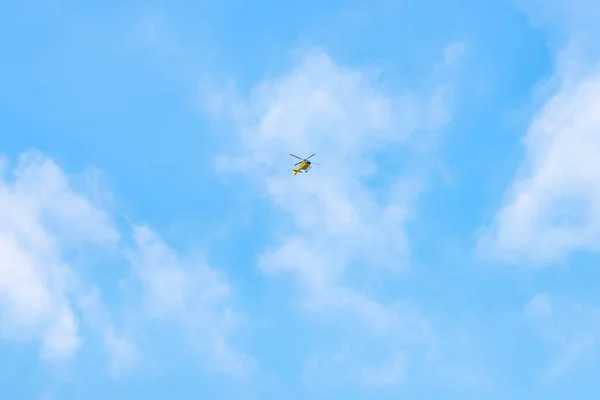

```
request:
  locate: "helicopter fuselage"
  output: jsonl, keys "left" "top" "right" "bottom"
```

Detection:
{"left": 298, "top": 160, "right": 311, "bottom": 170}
{"left": 293, "top": 160, "right": 311, "bottom": 175}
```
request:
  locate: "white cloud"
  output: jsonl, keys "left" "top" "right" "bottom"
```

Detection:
{"left": 77, "top": 287, "right": 138, "bottom": 376}
{"left": 524, "top": 293, "right": 600, "bottom": 380}
{"left": 204, "top": 49, "right": 455, "bottom": 385}
{"left": 0, "top": 151, "right": 119, "bottom": 361}
{"left": 478, "top": 0, "right": 600, "bottom": 264}
{"left": 206, "top": 49, "right": 447, "bottom": 280}
{"left": 0, "top": 150, "right": 248, "bottom": 379}
{"left": 104, "top": 329, "right": 139, "bottom": 376}
{"left": 477, "top": 27, "right": 600, "bottom": 264}
{"left": 40, "top": 306, "right": 80, "bottom": 361}
{"left": 126, "top": 225, "right": 253, "bottom": 376}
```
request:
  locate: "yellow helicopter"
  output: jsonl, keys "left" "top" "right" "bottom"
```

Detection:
{"left": 290, "top": 153, "right": 319, "bottom": 175}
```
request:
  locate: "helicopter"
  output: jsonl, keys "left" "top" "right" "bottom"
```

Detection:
{"left": 290, "top": 153, "right": 319, "bottom": 175}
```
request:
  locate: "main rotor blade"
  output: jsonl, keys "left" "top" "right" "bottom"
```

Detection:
{"left": 294, "top": 161, "right": 302, "bottom": 165}
{"left": 290, "top": 154, "right": 303, "bottom": 160}
{"left": 311, "top": 162, "right": 320, "bottom": 165}
{"left": 305, "top": 153, "right": 315, "bottom": 160}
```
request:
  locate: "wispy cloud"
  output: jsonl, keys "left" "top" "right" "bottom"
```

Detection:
{"left": 477, "top": 0, "right": 600, "bottom": 265}
{"left": 77, "top": 287, "right": 139, "bottom": 377}
{"left": 0, "top": 151, "right": 119, "bottom": 362}
{"left": 202, "top": 48, "right": 473, "bottom": 387}
{"left": 477, "top": 66, "right": 600, "bottom": 264}
{"left": 0, "top": 150, "right": 251, "bottom": 379}
{"left": 125, "top": 225, "right": 254, "bottom": 377}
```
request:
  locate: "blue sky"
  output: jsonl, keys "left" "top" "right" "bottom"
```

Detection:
{"left": 2, "top": 0, "right": 600, "bottom": 399}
